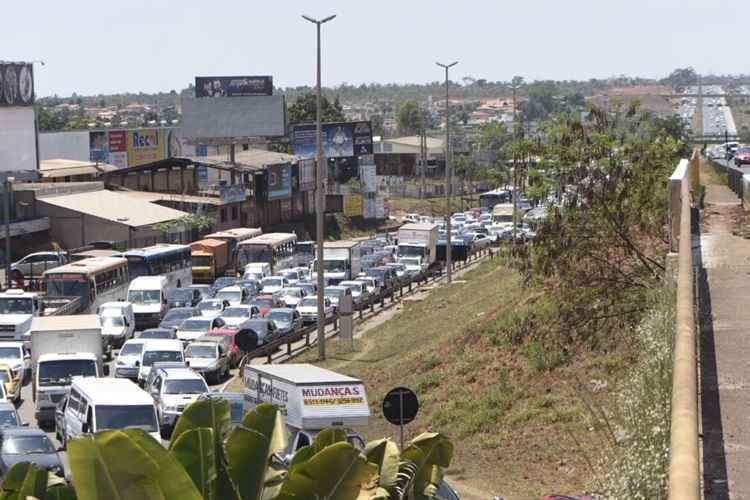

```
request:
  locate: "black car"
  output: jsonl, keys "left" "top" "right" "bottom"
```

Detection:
{"left": 159, "top": 307, "right": 201, "bottom": 331}
{"left": 167, "top": 288, "right": 202, "bottom": 309}
{"left": 139, "top": 328, "right": 177, "bottom": 340}
{"left": 0, "top": 428, "right": 63, "bottom": 476}
{"left": 237, "top": 318, "right": 278, "bottom": 346}
{"left": 265, "top": 308, "right": 303, "bottom": 336}
{"left": 211, "top": 276, "right": 240, "bottom": 295}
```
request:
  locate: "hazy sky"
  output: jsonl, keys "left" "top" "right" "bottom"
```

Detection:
{"left": 4, "top": 0, "right": 746, "bottom": 97}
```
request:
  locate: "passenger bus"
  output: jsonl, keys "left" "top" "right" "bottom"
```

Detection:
{"left": 204, "top": 228, "right": 262, "bottom": 265}
{"left": 43, "top": 257, "right": 130, "bottom": 313}
{"left": 236, "top": 233, "right": 297, "bottom": 273}
{"left": 491, "top": 203, "right": 515, "bottom": 224}
{"left": 116, "top": 244, "right": 192, "bottom": 290}
{"left": 479, "top": 189, "right": 511, "bottom": 210}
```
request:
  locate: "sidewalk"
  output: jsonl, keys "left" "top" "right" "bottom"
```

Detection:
{"left": 698, "top": 183, "right": 750, "bottom": 499}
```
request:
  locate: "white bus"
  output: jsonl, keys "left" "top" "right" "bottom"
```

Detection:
{"left": 236, "top": 233, "right": 298, "bottom": 274}
{"left": 43, "top": 257, "right": 130, "bottom": 314}
{"left": 116, "top": 244, "right": 192, "bottom": 290}
{"left": 205, "top": 227, "right": 262, "bottom": 261}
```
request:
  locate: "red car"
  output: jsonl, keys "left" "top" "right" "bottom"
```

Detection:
{"left": 250, "top": 294, "right": 281, "bottom": 316}
{"left": 735, "top": 146, "right": 750, "bottom": 166}
{"left": 202, "top": 328, "right": 243, "bottom": 368}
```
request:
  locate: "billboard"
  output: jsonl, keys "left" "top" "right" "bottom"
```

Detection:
{"left": 220, "top": 185, "right": 247, "bottom": 204}
{"left": 181, "top": 96, "right": 286, "bottom": 139}
{"left": 360, "top": 163, "right": 377, "bottom": 192}
{"left": 267, "top": 163, "right": 292, "bottom": 200}
{"left": 195, "top": 76, "right": 273, "bottom": 97}
{"left": 89, "top": 131, "right": 108, "bottom": 162}
{"left": 127, "top": 128, "right": 166, "bottom": 167}
{"left": 107, "top": 130, "right": 128, "bottom": 168}
{"left": 0, "top": 63, "right": 34, "bottom": 107}
{"left": 291, "top": 121, "right": 373, "bottom": 159}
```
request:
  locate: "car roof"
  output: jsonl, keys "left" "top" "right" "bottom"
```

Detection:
{"left": 71, "top": 377, "right": 153, "bottom": 405}
{"left": 141, "top": 339, "right": 182, "bottom": 350}
{"left": 0, "top": 342, "right": 24, "bottom": 349}
{"left": 268, "top": 307, "right": 295, "bottom": 313}
{"left": 129, "top": 276, "right": 167, "bottom": 290}
{"left": 1, "top": 427, "right": 48, "bottom": 437}
{"left": 122, "top": 339, "right": 145, "bottom": 346}
{"left": 160, "top": 367, "right": 203, "bottom": 379}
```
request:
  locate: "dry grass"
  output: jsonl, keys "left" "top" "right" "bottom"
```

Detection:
{"left": 388, "top": 194, "right": 481, "bottom": 218}
{"left": 700, "top": 157, "right": 727, "bottom": 186}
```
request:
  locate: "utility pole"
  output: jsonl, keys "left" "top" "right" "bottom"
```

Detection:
{"left": 303, "top": 13, "right": 336, "bottom": 361}
{"left": 437, "top": 61, "right": 457, "bottom": 283}
{"left": 510, "top": 77, "right": 522, "bottom": 254}
{"left": 420, "top": 109, "right": 426, "bottom": 199}
{"left": 4, "top": 178, "right": 13, "bottom": 290}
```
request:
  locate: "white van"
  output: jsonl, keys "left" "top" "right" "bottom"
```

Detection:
{"left": 128, "top": 277, "right": 168, "bottom": 329}
{"left": 56, "top": 377, "right": 160, "bottom": 446}
{"left": 244, "top": 262, "right": 271, "bottom": 278}
{"left": 97, "top": 302, "right": 135, "bottom": 332}
{"left": 98, "top": 308, "right": 134, "bottom": 354}
{"left": 137, "top": 339, "right": 185, "bottom": 385}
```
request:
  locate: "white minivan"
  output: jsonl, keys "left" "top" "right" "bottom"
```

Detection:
{"left": 98, "top": 308, "right": 134, "bottom": 355}
{"left": 56, "top": 377, "right": 161, "bottom": 446}
{"left": 128, "top": 277, "right": 168, "bottom": 329}
{"left": 137, "top": 339, "right": 185, "bottom": 385}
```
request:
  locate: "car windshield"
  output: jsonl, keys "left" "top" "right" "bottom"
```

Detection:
{"left": 266, "top": 310, "right": 291, "bottom": 322}
{"left": 324, "top": 289, "right": 344, "bottom": 298}
{"left": 0, "top": 298, "right": 33, "bottom": 315}
{"left": 0, "top": 372, "right": 9, "bottom": 383}
{"left": 186, "top": 345, "right": 216, "bottom": 358}
{"left": 169, "top": 289, "right": 193, "bottom": 301}
{"left": 214, "top": 278, "right": 237, "bottom": 289}
{"left": 101, "top": 316, "right": 124, "bottom": 328}
{"left": 96, "top": 405, "right": 157, "bottom": 433}
{"left": 2, "top": 435, "right": 56, "bottom": 454}
{"left": 140, "top": 330, "right": 172, "bottom": 339}
{"left": 198, "top": 301, "right": 222, "bottom": 311}
{"left": 280, "top": 289, "right": 300, "bottom": 297}
{"left": 342, "top": 283, "right": 362, "bottom": 293}
{"left": 164, "top": 379, "right": 207, "bottom": 395}
{"left": 216, "top": 291, "right": 241, "bottom": 302}
{"left": 262, "top": 278, "right": 283, "bottom": 288}
{"left": 281, "top": 271, "right": 297, "bottom": 279}
{"left": 128, "top": 290, "right": 161, "bottom": 304}
{"left": 0, "top": 348, "right": 20, "bottom": 359}
{"left": 38, "top": 360, "right": 96, "bottom": 386}
{"left": 400, "top": 258, "right": 420, "bottom": 266}
{"left": 119, "top": 343, "right": 143, "bottom": 356}
{"left": 253, "top": 299, "right": 274, "bottom": 308}
{"left": 142, "top": 350, "right": 182, "bottom": 366}
{"left": 299, "top": 298, "right": 318, "bottom": 307}
{"left": 180, "top": 319, "right": 210, "bottom": 331}
{"left": 223, "top": 308, "right": 251, "bottom": 318}
{"left": 164, "top": 309, "right": 194, "bottom": 322}
{"left": 0, "top": 410, "right": 19, "bottom": 428}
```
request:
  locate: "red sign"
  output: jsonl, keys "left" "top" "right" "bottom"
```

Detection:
{"left": 108, "top": 130, "right": 127, "bottom": 153}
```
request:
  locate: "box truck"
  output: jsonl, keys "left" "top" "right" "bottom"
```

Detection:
{"left": 311, "top": 241, "right": 362, "bottom": 286}
{"left": 397, "top": 223, "right": 439, "bottom": 273}
{"left": 190, "top": 239, "right": 229, "bottom": 283}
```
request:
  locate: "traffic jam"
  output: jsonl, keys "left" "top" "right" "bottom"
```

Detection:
{"left": 0, "top": 188, "right": 538, "bottom": 476}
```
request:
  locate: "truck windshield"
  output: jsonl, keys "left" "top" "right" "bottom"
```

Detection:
{"left": 397, "top": 245, "right": 426, "bottom": 258}
{"left": 191, "top": 255, "right": 213, "bottom": 267}
{"left": 38, "top": 359, "right": 97, "bottom": 386}
{"left": 128, "top": 290, "right": 160, "bottom": 304}
{"left": 0, "top": 298, "right": 33, "bottom": 314}
{"left": 95, "top": 405, "right": 157, "bottom": 433}
{"left": 323, "top": 260, "right": 347, "bottom": 273}
{"left": 142, "top": 351, "right": 181, "bottom": 366}
{"left": 164, "top": 379, "right": 207, "bottom": 394}
{"left": 399, "top": 258, "right": 420, "bottom": 266}
{"left": 0, "top": 348, "right": 20, "bottom": 359}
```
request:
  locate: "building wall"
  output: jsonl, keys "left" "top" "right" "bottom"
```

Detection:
{"left": 39, "top": 131, "right": 90, "bottom": 161}
{"left": 0, "top": 108, "right": 37, "bottom": 172}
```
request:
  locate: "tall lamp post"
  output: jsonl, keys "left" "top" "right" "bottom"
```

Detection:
{"left": 436, "top": 61, "right": 457, "bottom": 283}
{"left": 303, "top": 13, "right": 336, "bottom": 361}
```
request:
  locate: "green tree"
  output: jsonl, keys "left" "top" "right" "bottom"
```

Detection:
{"left": 396, "top": 100, "right": 424, "bottom": 136}
{"left": 370, "top": 113, "right": 385, "bottom": 137}
{"left": 287, "top": 93, "right": 345, "bottom": 126}
{"left": 665, "top": 67, "right": 698, "bottom": 92}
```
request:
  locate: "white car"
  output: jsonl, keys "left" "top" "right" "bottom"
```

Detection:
{"left": 99, "top": 309, "right": 132, "bottom": 353}
{"left": 261, "top": 276, "right": 289, "bottom": 295}
{"left": 184, "top": 342, "right": 230, "bottom": 384}
{"left": 115, "top": 339, "right": 144, "bottom": 379}
{"left": 339, "top": 281, "right": 369, "bottom": 306}
{"left": 297, "top": 296, "right": 334, "bottom": 324}
{"left": 354, "top": 277, "right": 381, "bottom": 298}
{"left": 277, "top": 287, "right": 306, "bottom": 308}
{"left": 279, "top": 269, "right": 303, "bottom": 286}
{"left": 0, "top": 342, "right": 29, "bottom": 382}
{"left": 220, "top": 305, "right": 260, "bottom": 328}
{"left": 197, "top": 299, "right": 227, "bottom": 318}
{"left": 175, "top": 317, "right": 226, "bottom": 344}
{"left": 214, "top": 286, "right": 250, "bottom": 306}
{"left": 147, "top": 367, "right": 209, "bottom": 434}
{"left": 396, "top": 257, "right": 425, "bottom": 277}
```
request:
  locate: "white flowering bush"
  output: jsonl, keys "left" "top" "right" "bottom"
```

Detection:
{"left": 600, "top": 294, "right": 674, "bottom": 499}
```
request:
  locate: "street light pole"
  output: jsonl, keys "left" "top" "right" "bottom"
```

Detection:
{"left": 303, "top": 13, "right": 336, "bottom": 361}
{"left": 436, "top": 61, "right": 457, "bottom": 283}
{"left": 4, "top": 178, "right": 13, "bottom": 290}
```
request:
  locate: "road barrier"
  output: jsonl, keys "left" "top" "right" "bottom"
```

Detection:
{"left": 667, "top": 150, "right": 700, "bottom": 500}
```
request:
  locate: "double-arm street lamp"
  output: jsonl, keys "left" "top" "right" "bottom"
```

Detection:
{"left": 436, "top": 61, "right": 457, "bottom": 283}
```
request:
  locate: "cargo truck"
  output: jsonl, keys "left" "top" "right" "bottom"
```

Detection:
{"left": 397, "top": 223, "right": 439, "bottom": 274}
{"left": 311, "top": 241, "right": 362, "bottom": 286}
{"left": 190, "top": 239, "right": 229, "bottom": 283}
{"left": 243, "top": 364, "right": 369, "bottom": 458}
{"left": 30, "top": 315, "right": 107, "bottom": 427}
{"left": 0, "top": 289, "right": 81, "bottom": 344}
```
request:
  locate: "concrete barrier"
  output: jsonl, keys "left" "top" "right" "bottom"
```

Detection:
{"left": 667, "top": 150, "right": 699, "bottom": 500}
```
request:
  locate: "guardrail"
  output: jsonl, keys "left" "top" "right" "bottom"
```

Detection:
{"left": 667, "top": 150, "right": 700, "bottom": 500}
{"left": 238, "top": 246, "right": 497, "bottom": 370}
{"left": 707, "top": 157, "right": 747, "bottom": 199}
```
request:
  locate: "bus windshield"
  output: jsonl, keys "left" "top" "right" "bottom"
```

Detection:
{"left": 45, "top": 277, "right": 88, "bottom": 298}
{"left": 238, "top": 245, "right": 272, "bottom": 265}
{"left": 125, "top": 257, "right": 149, "bottom": 279}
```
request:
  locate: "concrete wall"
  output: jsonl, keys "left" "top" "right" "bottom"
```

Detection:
{"left": 0, "top": 108, "right": 37, "bottom": 172}
{"left": 39, "top": 131, "right": 90, "bottom": 161}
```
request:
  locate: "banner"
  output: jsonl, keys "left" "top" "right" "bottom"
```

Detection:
{"left": 0, "top": 63, "right": 34, "bottom": 107}
{"left": 220, "top": 185, "right": 247, "bottom": 204}
{"left": 89, "top": 131, "right": 108, "bottom": 162}
{"left": 291, "top": 121, "right": 373, "bottom": 159}
{"left": 360, "top": 163, "right": 377, "bottom": 193}
{"left": 267, "top": 163, "right": 292, "bottom": 200}
{"left": 195, "top": 76, "right": 273, "bottom": 97}
{"left": 108, "top": 130, "right": 127, "bottom": 152}
{"left": 344, "top": 195, "right": 363, "bottom": 217}
{"left": 127, "top": 128, "right": 166, "bottom": 167}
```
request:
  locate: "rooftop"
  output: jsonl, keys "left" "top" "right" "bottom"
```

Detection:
{"left": 39, "top": 159, "right": 118, "bottom": 179}
{"left": 188, "top": 148, "right": 297, "bottom": 172}
{"left": 72, "top": 377, "right": 153, "bottom": 405}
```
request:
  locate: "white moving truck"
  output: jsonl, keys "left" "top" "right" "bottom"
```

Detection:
{"left": 397, "top": 223, "right": 439, "bottom": 273}
{"left": 0, "top": 289, "right": 81, "bottom": 344}
{"left": 31, "top": 315, "right": 107, "bottom": 427}
{"left": 312, "top": 241, "right": 362, "bottom": 286}
{"left": 243, "top": 364, "right": 369, "bottom": 457}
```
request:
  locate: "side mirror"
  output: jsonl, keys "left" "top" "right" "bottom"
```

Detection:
{"left": 134, "top": 360, "right": 140, "bottom": 367}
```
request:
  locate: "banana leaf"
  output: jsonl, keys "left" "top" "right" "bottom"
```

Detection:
{"left": 400, "top": 433, "right": 453, "bottom": 500}
{"left": 121, "top": 429, "right": 202, "bottom": 500}
{"left": 169, "top": 399, "right": 230, "bottom": 447}
{"left": 169, "top": 427, "right": 217, "bottom": 500}
{"left": 45, "top": 484, "right": 77, "bottom": 500}
{"left": 0, "top": 462, "right": 48, "bottom": 500}
{"left": 225, "top": 404, "right": 287, "bottom": 500}
{"left": 275, "top": 442, "right": 377, "bottom": 500}
{"left": 288, "top": 427, "right": 348, "bottom": 472}
{"left": 364, "top": 438, "right": 401, "bottom": 494}
{"left": 67, "top": 431, "right": 164, "bottom": 500}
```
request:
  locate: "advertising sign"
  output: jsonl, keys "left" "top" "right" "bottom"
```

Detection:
{"left": 195, "top": 76, "right": 273, "bottom": 97}
{"left": 108, "top": 152, "right": 128, "bottom": 169}
{"left": 291, "top": 121, "right": 373, "bottom": 159}
{"left": 298, "top": 158, "right": 315, "bottom": 191}
{"left": 0, "top": 63, "right": 34, "bottom": 107}
{"left": 127, "top": 128, "right": 166, "bottom": 167}
{"left": 343, "top": 195, "right": 363, "bottom": 217}
{"left": 182, "top": 96, "right": 286, "bottom": 139}
{"left": 220, "top": 185, "right": 247, "bottom": 204}
{"left": 267, "top": 163, "right": 292, "bottom": 200}
{"left": 89, "top": 131, "right": 108, "bottom": 162}
{"left": 108, "top": 130, "right": 127, "bottom": 152}
{"left": 360, "top": 163, "right": 377, "bottom": 193}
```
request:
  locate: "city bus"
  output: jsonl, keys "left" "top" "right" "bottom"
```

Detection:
{"left": 43, "top": 257, "right": 130, "bottom": 313}
{"left": 204, "top": 227, "right": 263, "bottom": 265}
{"left": 236, "top": 233, "right": 298, "bottom": 273}
{"left": 479, "top": 189, "right": 511, "bottom": 210}
{"left": 115, "top": 244, "right": 192, "bottom": 290}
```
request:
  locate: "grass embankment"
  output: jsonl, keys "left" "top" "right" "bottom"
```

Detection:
{"left": 699, "top": 157, "right": 727, "bottom": 186}
{"left": 388, "top": 194, "right": 481, "bottom": 217}
{"left": 296, "top": 259, "right": 632, "bottom": 499}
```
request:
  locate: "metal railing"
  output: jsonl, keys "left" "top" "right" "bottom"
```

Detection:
{"left": 667, "top": 150, "right": 700, "bottom": 500}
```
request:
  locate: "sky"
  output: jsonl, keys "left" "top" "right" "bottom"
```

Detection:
{"left": 3, "top": 0, "right": 747, "bottom": 97}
